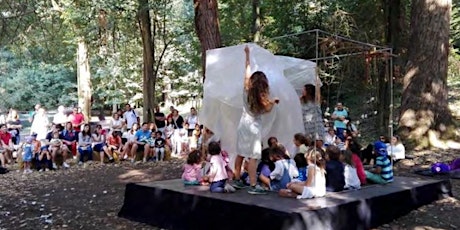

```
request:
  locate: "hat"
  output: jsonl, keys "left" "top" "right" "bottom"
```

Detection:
{"left": 31, "top": 132, "right": 38, "bottom": 137}
{"left": 373, "top": 141, "right": 388, "bottom": 156}
{"left": 25, "top": 136, "right": 34, "bottom": 143}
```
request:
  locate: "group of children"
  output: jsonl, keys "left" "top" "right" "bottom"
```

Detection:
{"left": 181, "top": 132, "right": 394, "bottom": 199}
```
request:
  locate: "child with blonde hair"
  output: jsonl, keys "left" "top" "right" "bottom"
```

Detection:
{"left": 279, "top": 149, "right": 326, "bottom": 199}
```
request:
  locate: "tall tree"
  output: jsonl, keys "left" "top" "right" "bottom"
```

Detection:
{"left": 77, "top": 37, "right": 92, "bottom": 121}
{"left": 399, "top": 0, "right": 455, "bottom": 148}
{"left": 194, "top": 0, "right": 222, "bottom": 79}
{"left": 138, "top": 0, "right": 156, "bottom": 122}
{"left": 252, "top": 0, "right": 261, "bottom": 42}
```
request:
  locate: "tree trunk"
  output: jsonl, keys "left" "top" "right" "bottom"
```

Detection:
{"left": 252, "top": 0, "right": 261, "bottom": 42}
{"left": 138, "top": 0, "right": 156, "bottom": 123}
{"left": 385, "top": 0, "right": 402, "bottom": 54}
{"left": 399, "top": 0, "right": 454, "bottom": 149}
{"left": 77, "top": 37, "right": 92, "bottom": 122}
{"left": 194, "top": 0, "right": 222, "bottom": 81}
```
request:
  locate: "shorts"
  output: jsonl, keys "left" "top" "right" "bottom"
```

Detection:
{"left": 137, "top": 144, "right": 145, "bottom": 152}
{"left": 94, "top": 143, "right": 105, "bottom": 152}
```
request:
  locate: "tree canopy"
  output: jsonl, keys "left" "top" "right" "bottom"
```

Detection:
{"left": 0, "top": 0, "right": 459, "bottom": 146}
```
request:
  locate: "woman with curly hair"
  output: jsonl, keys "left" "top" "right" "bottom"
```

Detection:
{"left": 232, "top": 46, "right": 280, "bottom": 195}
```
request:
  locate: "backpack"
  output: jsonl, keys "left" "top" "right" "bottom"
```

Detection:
{"left": 431, "top": 162, "right": 450, "bottom": 174}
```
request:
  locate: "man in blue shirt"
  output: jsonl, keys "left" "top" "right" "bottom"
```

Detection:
{"left": 131, "top": 122, "right": 152, "bottom": 163}
{"left": 331, "top": 102, "right": 348, "bottom": 141}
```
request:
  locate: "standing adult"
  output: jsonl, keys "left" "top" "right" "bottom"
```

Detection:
{"left": 186, "top": 107, "right": 199, "bottom": 137}
{"left": 166, "top": 106, "right": 175, "bottom": 121}
{"left": 233, "top": 46, "right": 279, "bottom": 195}
{"left": 171, "top": 109, "right": 184, "bottom": 156}
{"left": 331, "top": 102, "right": 348, "bottom": 141}
{"left": 300, "top": 80, "right": 325, "bottom": 141}
{"left": 28, "top": 104, "right": 41, "bottom": 123}
{"left": 123, "top": 104, "right": 139, "bottom": 131}
{"left": 30, "top": 108, "right": 50, "bottom": 141}
{"left": 154, "top": 106, "right": 166, "bottom": 135}
{"left": 110, "top": 113, "right": 123, "bottom": 134}
{"left": 53, "top": 105, "right": 68, "bottom": 126}
{"left": 69, "top": 107, "right": 85, "bottom": 133}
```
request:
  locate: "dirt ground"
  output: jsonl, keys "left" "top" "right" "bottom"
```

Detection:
{"left": 0, "top": 153, "right": 459, "bottom": 230}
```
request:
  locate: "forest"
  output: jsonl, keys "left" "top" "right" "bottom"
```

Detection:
{"left": 0, "top": 0, "right": 459, "bottom": 148}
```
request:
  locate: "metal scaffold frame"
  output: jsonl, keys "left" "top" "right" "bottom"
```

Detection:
{"left": 261, "top": 29, "right": 395, "bottom": 140}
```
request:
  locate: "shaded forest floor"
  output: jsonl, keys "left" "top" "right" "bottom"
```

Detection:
{"left": 0, "top": 81, "right": 459, "bottom": 230}
{"left": 0, "top": 152, "right": 459, "bottom": 230}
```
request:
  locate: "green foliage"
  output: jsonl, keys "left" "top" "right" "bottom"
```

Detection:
{"left": 0, "top": 49, "right": 77, "bottom": 110}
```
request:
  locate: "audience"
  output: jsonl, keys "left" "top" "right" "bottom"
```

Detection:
{"left": 2, "top": 103, "right": 406, "bottom": 206}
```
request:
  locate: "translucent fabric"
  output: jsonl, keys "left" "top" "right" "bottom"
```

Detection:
{"left": 201, "top": 43, "right": 318, "bottom": 166}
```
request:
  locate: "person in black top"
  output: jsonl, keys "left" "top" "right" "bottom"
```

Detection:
{"left": 154, "top": 131, "right": 166, "bottom": 161}
{"left": 154, "top": 106, "right": 166, "bottom": 135}
{"left": 325, "top": 145, "right": 345, "bottom": 192}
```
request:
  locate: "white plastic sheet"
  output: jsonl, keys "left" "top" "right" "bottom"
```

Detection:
{"left": 200, "top": 43, "right": 318, "bottom": 162}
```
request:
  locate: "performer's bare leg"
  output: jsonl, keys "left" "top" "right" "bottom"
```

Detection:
{"left": 248, "top": 158, "right": 257, "bottom": 186}
{"left": 234, "top": 155, "right": 244, "bottom": 180}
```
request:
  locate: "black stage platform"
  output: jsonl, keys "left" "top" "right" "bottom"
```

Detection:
{"left": 118, "top": 177, "right": 452, "bottom": 230}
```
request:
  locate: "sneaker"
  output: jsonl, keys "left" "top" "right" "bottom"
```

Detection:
{"left": 224, "top": 183, "right": 236, "bottom": 193}
{"left": 63, "top": 162, "right": 70, "bottom": 168}
{"left": 39, "top": 169, "right": 44, "bottom": 172}
{"left": 142, "top": 158, "right": 147, "bottom": 163}
{"left": 52, "top": 163, "right": 58, "bottom": 169}
{"left": 45, "top": 168, "right": 50, "bottom": 172}
{"left": 231, "top": 180, "right": 248, "bottom": 189}
{"left": 78, "top": 161, "right": 83, "bottom": 166}
{"left": 247, "top": 185, "right": 268, "bottom": 195}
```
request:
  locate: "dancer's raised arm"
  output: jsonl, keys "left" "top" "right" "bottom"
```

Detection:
{"left": 244, "top": 46, "right": 251, "bottom": 90}
{"left": 315, "top": 75, "right": 321, "bottom": 105}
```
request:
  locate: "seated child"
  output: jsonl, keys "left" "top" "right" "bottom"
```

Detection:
{"left": 154, "top": 131, "right": 166, "bottom": 161}
{"left": 279, "top": 150, "right": 326, "bottom": 199}
{"left": 203, "top": 141, "right": 235, "bottom": 193}
{"left": 221, "top": 150, "right": 234, "bottom": 181}
{"left": 365, "top": 141, "right": 393, "bottom": 184}
{"left": 349, "top": 142, "right": 367, "bottom": 184}
{"left": 341, "top": 150, "right": 361, "bottom": 190}
{"left": 294, "top": 153, "right": 308, "bottom": 182}
{"left": 180, "top": 124, "right": 189, "bottom": 154}
{"left": 325, "top": 145, "right": 345, "bottom": 192}
{"left": 269, "top": 146, "right": 299, "bottom": 191}
{"left": 256, "top": 148, "right": 274, "bottom": 189}
{"left": 182, "top": 150, "right": 202, "bottom": 185}
{"left": 293, "top": 133, "right": 309, "bottom": 155}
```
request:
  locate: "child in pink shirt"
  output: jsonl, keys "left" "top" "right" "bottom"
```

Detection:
{"left": 182, "top": 150, "right": 202, "bottom": 185}
{"left": 204, "top": 142, "right": 235, "bottom": 193}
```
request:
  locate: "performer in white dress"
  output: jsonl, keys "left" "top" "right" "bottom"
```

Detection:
{"left": 233, "top": 46, "right": 279, "bottom": 195}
